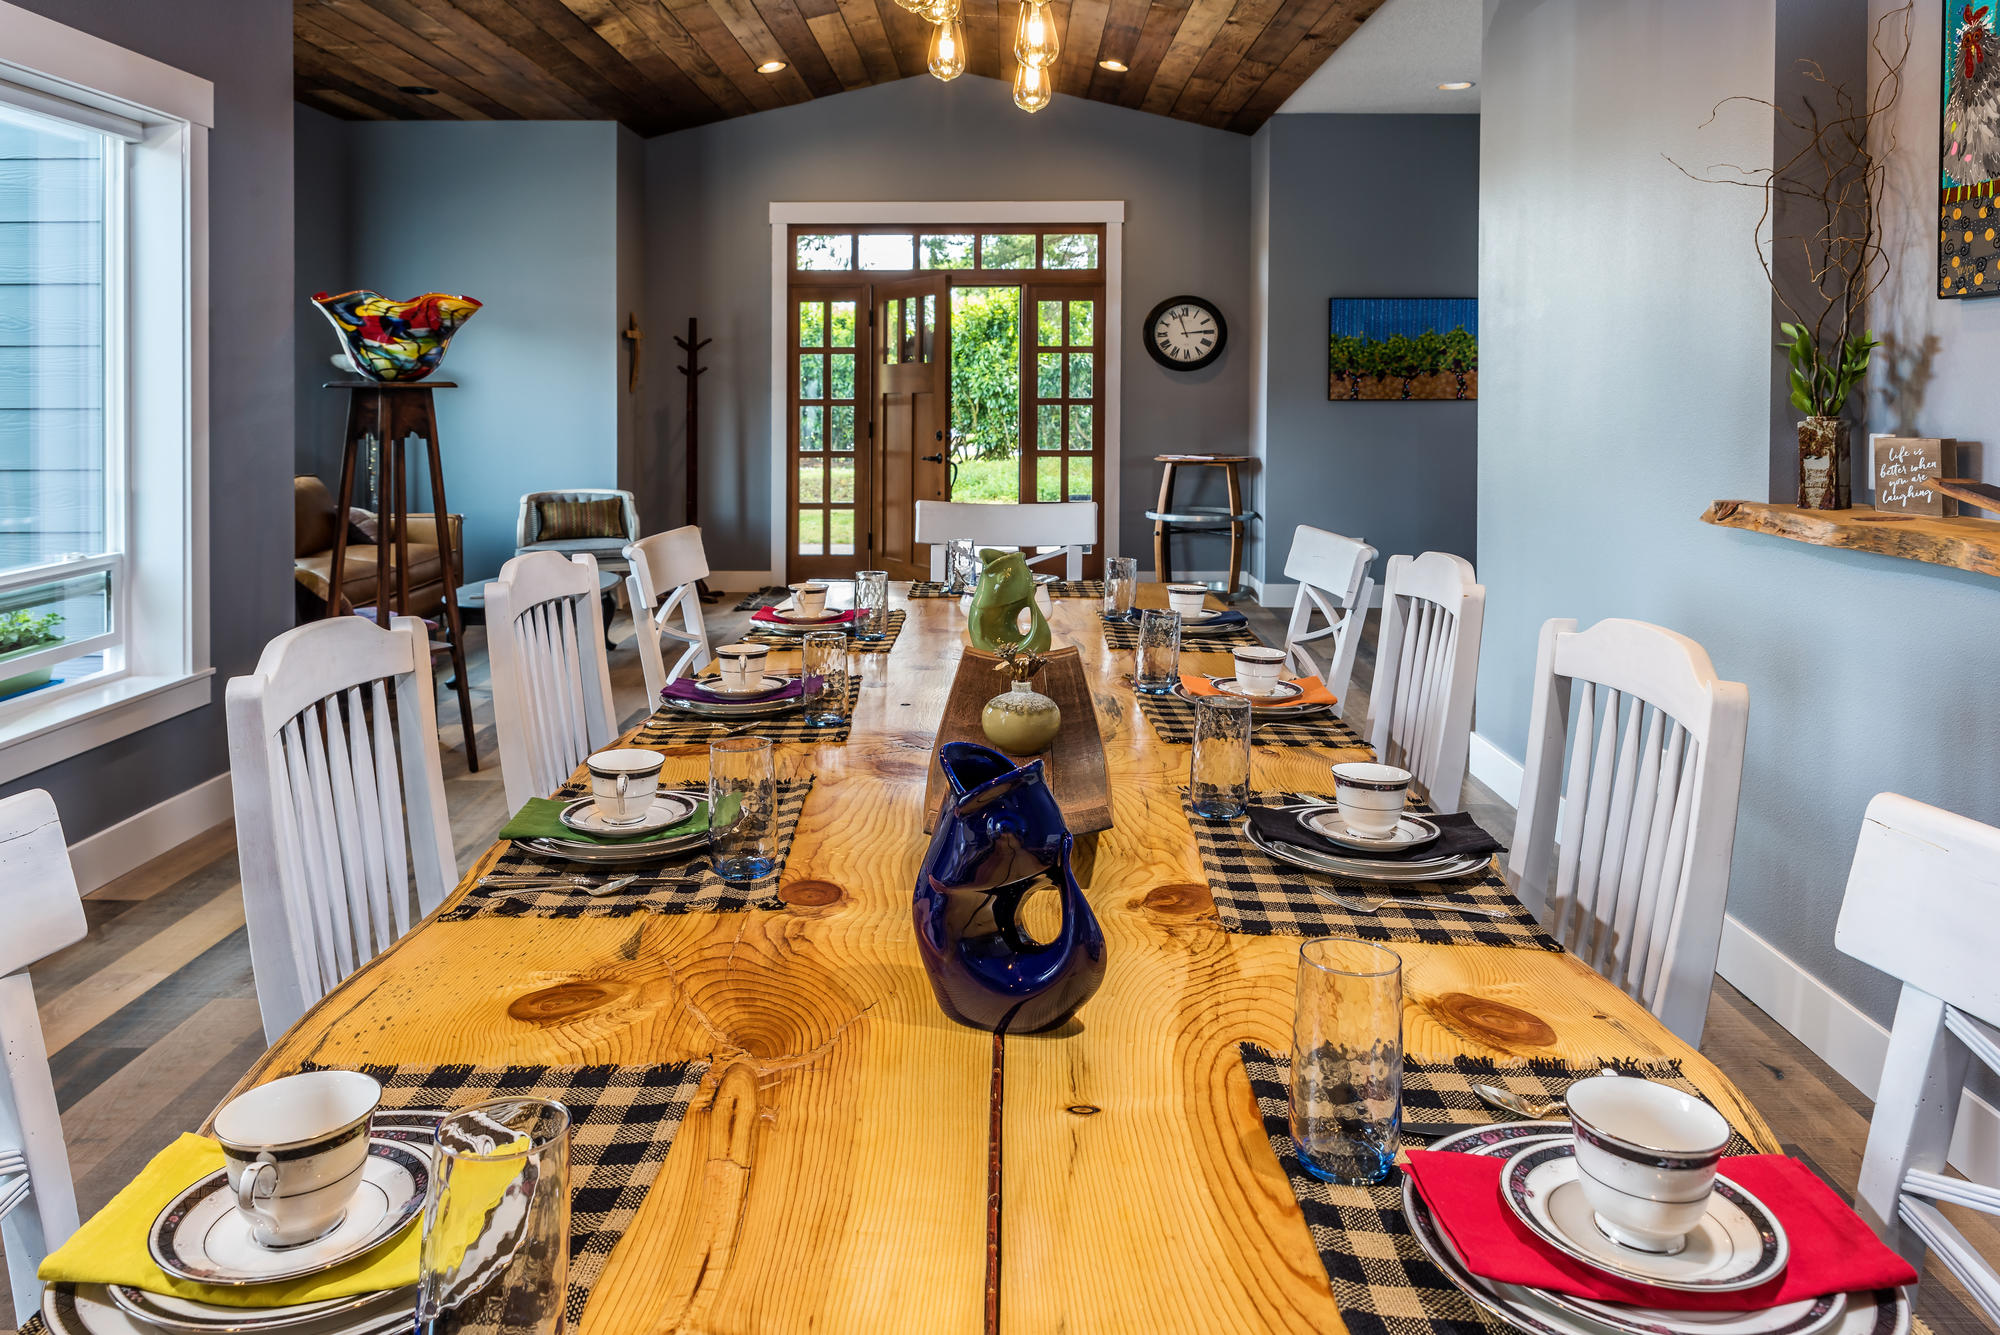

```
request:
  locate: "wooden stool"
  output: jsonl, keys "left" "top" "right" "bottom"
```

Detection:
{"left": 1147, "top": 454, "right": 1256, "bottom": 596}
{"left": 323, "top": 379, "right": 479, "bottom": 771}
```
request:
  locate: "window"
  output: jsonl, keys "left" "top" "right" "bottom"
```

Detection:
{"left": 0, "top": 5, "right": 213, "bottom": 779}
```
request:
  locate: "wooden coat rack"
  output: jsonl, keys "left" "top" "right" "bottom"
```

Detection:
{"left": 674, "top": 318, "right": 720, "bottom": 602}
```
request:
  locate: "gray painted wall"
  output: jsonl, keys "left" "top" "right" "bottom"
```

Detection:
{"left": 1480, "top": 0, "right": 2000, "bottom": 1028}
{"left": 1251, "top": 114, "right": 1478, "bottom": 589}
{"left": 295, "top": 103, "right": 353, "bottom": 483}
{"left": 637, "top": 74, "right": 1252, "bottom": 574}
{"left": 300, "top": 121, "right": 625, "bottom": 581}
{"left": 0, "top": 0, "right": 293, "bottom": 842}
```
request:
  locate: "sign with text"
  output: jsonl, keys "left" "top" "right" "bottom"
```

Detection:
{"left": 1872, "top": 437, "right": 1957, "bottom": 516}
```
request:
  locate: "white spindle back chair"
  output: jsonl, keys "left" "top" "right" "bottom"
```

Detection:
{"left": 1508, "top": 617, "right": 1748, "bottom": 1044}
{"left": 487, "top": 551, "right": 619, "bottom": 813}
{"left": 1281, "top": 525, "right": 1377, "bottom": 712}
{"left": 1367, "top": 552, "right": 1485, "bottom": 813}
{"left": 915, "top": 500, "right": 1098, "bottom": 580}
{"left": 1838, "top": 793, "right": 2000, "bottom": 1321}
{"left": 624, "top": 525, "right": 714, "bottom": 700}
{"left": 0, "top": 790, "right": 85, "bottom": 1318}
{"left": 226, "top": 616, "right": 457, "bottom": 1042}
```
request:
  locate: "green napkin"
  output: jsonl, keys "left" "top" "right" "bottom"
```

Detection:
{"left": 501, "top": 793, "right": 719, "bottom": 845}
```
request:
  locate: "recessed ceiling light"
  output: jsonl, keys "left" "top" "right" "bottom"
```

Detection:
{"left": 1437, "top": 80, "right": 1474, "bottom": 91}
{"left": 757, "top": 60, "right": 788, "bottom": 74}
{"left": 398, "top": 85, "right": 439, "bottom": 95}
{"left": 1098, "top": 59, "right": 1128, "bottom": 72}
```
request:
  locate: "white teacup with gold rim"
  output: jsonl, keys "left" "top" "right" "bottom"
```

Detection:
{"left": 1330, "top": 762, "right": 1412, "bottom": 839}
{"left": 1566, "top": 1075, "right": 1732, "bottom": 1254}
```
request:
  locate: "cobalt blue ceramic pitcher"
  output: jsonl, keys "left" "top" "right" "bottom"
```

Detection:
{"left": 914, "top": 742, "right": 1106, "bottom": 1034}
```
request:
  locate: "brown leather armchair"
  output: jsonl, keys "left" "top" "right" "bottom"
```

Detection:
{"left": 293, "top": 475, "right": 463, "bottom": 621}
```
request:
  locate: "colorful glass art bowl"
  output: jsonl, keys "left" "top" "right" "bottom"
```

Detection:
{"left": 312, "top": 290, "right": 482, "bottom": 382}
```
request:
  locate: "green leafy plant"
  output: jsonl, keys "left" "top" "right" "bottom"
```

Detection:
{"left": 950, "top": 288, "right": 1021, "bottom": 463}
{"left": 1779, "top": 322, "right": 1880, "bottom": 417}
{"left": 0, "top": 610, "right": 63, "bottom": 656}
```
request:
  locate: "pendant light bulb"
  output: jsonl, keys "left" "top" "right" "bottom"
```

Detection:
{"left": 1014, "top": 0, "right": 1060, "bottom": 69}
{"left": 922, "top": 0, "right": 961, "bottom": 20}
{"left": 1013, "top": 59, "right": 1053, "bottom": 113}
{"left": 929, "top": 16, "right": 966, "bottom": 81}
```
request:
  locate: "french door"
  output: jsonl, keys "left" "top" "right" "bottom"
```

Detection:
{"left": 872, "top": 275, "right": 950, "bottom": 581}
{"left": 788, "top": 287, "right": 867, "bottom": 581}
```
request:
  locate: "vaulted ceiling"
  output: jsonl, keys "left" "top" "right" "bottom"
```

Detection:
{"left": 293, "top": 0, "right": 1386, "bottom": 137}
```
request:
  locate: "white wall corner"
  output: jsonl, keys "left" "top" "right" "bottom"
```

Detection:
{"left": 1468, "top": 729, "right": 1525, "bottom": 808}
{"left": 67, "top": 771, "right": 232, "bottom": 895}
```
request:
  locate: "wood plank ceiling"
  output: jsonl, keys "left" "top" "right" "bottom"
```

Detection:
{"left": 294, "top": 0, "right": 1386, "bottom": 137}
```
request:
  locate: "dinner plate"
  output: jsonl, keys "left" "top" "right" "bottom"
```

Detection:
{"left": 1499, "top": 1140, "right": 1789, "bottom": 1293}
{"left": 106, "top": 1285, "right": 417, "bottom": 1334}
{"left": 692, "top": 673, "right": 791, "bottom": 699}
{"left": 658, "top": 692, "right": 803, "bottom": 719}
{"left": 767, "top": 607, "right": 843, "bottom": 623}
{"left": 45, "top": 1286, "right": 415, "bottom": 1335}
{"left": 519, "top": 827, "right": 708, "bottom": 866}
{"left": 751, "top": 617, "right": 846, "bottom": 637}
{"left": 1180, "top": 616, "right": 1242, "bottom": 634}
{"left": 1175, "top": 607, "right": 1224, "bottom": 623}
{"left": 1208, "top": 676, "right": 1304, "bottom": 703}
{"left": 1243, "top": 817, "right": 1491, "bottom": 883}
{"left": 558, "top": 792, "right": 698, "bottom": 838}
{"left": 1300, "top": 810, "right": 1441, "bottom": 854}
{"left": 150, "top": 1140, "right": 429, "bottom": 1284}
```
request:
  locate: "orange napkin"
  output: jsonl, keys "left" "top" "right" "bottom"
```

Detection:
{"left": 1178, "top": 674, "right": 1338, "bottom": 708}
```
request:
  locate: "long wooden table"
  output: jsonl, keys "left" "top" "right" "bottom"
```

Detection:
{"left": 239, "top": 586, "right": 1775, "bottom": 1334}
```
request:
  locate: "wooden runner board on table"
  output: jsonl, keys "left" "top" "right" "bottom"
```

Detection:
{"left": 921, "top": 644, "right": 1111, "bottom": 836}
{"left": 218, "top": 585, "right": 1778, "bottom": 1335}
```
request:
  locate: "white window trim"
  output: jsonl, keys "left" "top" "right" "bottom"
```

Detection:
{"left": 0, "top": 0, "right": 214, "bottom": 786}
{"left": 766, "top": 201, "right": 1125, "bottom": 584}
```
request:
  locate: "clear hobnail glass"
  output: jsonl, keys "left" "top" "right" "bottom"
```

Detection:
{"left": 1290, "top": 938, "right": 1403, "bottom": 1185}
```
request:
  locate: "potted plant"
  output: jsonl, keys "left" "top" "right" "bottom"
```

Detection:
{"left": 0, "top": 610, "right": 65, "bottom": 698}
{"left": 1781, "top": 322, "right": 1880, "bottom": 510}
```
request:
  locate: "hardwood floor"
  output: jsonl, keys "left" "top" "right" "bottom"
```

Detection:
{"left": 6, "top": 593, "right": 1991, "bottom": 1331}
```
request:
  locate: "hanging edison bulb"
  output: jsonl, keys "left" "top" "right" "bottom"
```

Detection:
{"left": 919, "top": 0, "right": 960, "bottom": 21}
{"left": 928, "top": 15, "right": 966, "bottom": 81}
{"left": 1014, "top": 0, "right": 1059, "bottom": 69}
{"left": 1013, "top": 59, "right": 1052, "bottom": 113}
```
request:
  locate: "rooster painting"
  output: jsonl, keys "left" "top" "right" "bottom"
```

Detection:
{"left": 1942, "top": 4, "right": 2000, "bottom": 298}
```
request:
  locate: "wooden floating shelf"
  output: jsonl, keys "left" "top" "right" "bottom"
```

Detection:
{"left": 1701, "top": 500, "right": 2000, "bottom": 578}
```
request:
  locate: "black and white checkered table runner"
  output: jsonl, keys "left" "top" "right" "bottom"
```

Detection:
{"left": 625, "top": 679, "right": 863, "bottom": 746}
{"left": 442, "top": 780, "right": 812, "bottom": 919}
{"left": 1238, "top": 1043, "right": 1758, "bottom": 1335}
{"left": 742, "top": 608, "right": 905, "bottom": 654}
{"left": 1141, "top": 693, "right": 1363, "bottom": 749}
{"left": 1186, "top": 794, "right": 1559, "bottom": 950}
{"left": 908, "top": 579, "right": 1104, "bottom": 599}
{"left": 1101, "top": 612, "right": 1264, "bottom": 651}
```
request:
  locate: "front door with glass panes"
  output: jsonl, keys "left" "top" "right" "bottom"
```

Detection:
{"left": 786, "top": 225, "right": 1106, "bottom": 582}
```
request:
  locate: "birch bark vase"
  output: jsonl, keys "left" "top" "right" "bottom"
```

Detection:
{"left": 1798, "top": 416, "right": 1851, "bottom": 510}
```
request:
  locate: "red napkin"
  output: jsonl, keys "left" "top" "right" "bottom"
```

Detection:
{"left": 1402, "top": 1150, "right": 1916, "bottom": 1310}
{"left": 750, "top": 607, "right": 858, "bottom": 626}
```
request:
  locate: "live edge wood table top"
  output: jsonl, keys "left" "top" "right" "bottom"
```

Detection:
{"left": 237, "top": 585, "right": 1775, "bottom": 1335}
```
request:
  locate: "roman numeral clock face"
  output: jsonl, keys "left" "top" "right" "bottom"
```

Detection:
{"left": 1144, "top": 296, "right": 1227, "bottom": 372}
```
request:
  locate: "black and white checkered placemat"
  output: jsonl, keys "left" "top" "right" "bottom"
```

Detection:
{"left": 309, "top": 1060, "right": 708, "bottom": 1330}
{"left": 1187, "top": 794, "right": 1558, "bottom": 950}
{"left": 1236, "top": 1043, "right": 1756, "bottom": 1335}
{"left": 1141, "top": 693, "right": 1364, "bottom": 749}
{"left": 442, "top": 780, "right": 811, "bottom": 919}
{"left": 909, "top": 579, "right": 1104, "bottom": 599}
{"left": 626, "top": 679, "right": 863, "bottom": 746}
{"left": 1102, "top": 613, "right": 1263, "bottom": 651}
{"left": 743, "top": 608, "right": 905, "bottom": 654}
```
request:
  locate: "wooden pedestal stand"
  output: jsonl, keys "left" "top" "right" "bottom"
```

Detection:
{"left": 322, "top": 379, "right": 479, "bottom": 771}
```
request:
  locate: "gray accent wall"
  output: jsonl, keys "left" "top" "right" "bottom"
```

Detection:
{"left": 1250, "top": 114, "right": 1478, "bottom": 589}
{"left": 637, "top": 75, "right": 1252, "bottom": 574}
{"left": 295, "top": 103, "right": 354, "bottom": 483}
{"left": 1480, "top": 0, "right": 2000, "bottom": 1029}
{"left": 0, "top": 0, "right": 293, "bottom": 842}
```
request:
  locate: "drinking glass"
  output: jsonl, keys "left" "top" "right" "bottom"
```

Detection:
{"left": 800, "top": 630, "right": 852, "bottom": 727}
{"left": 1190, "top": 695, "right": 1252, "bottom": 818}
{"left": 1290, "top": 938, "right": 1402, "bottom": 1185}
{"left": 1133, "top": 609, "right": 1182, "bottom": 695}
{"left": 944, "top": 539, "right": 980, "bottom": 593}
{"left": 854, "top": 570, "right": 889, "bottom": 641}
{"left": 709, "top": 736, "right": 777, "bottom": 881}
{"left": 1103, "top": 556, "right": 1138, "bottom": 621}
{"left": 417, "top": 1098, "right": 571, "bottom": 1335}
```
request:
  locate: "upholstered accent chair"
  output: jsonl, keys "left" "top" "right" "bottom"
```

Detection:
{"left": 293, "top": 475, "right": 462, "bottom": 622}
{"left": 514, "top": 489, "right": 641, "bottom": 576}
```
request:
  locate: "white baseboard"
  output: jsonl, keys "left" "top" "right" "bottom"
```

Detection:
{"left": 67, "top": 772, "right": 232, "bottom": 896}
{"left": 1467, "top": 731, "right": 2000, "bottom": 1184}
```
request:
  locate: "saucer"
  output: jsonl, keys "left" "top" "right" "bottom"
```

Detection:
{"left": 1209, "top": 677, "right": 1303, "bottom": 703}
{"left": 1300, "top": 811, "right": 1440, "bottom": 854}
{"left": 558, "top": 792, "right": 699, "bottom": 837}
{"left": 769, "top": 606, "right": 841, "bottom": 623}
{"left": 694, "top": 673, "right": 790, "bottom": 699}
{"left": 1498, "top": 1139, "right": 1788, "bottom": 1292}
{"left": 1172, "top": 607, "right": 1221, "bottom": 622}
{"left": 149, "top": 1140, "right": 429, "bottom": 1284}
{"left": 108, "top": 1284, "right": 417, "bottom": 1333}
{"left": 48, "top": 1285, "right": 416, "bottom": 1335}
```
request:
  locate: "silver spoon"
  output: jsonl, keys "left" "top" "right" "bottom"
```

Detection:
{"left": 1471, "top": 1084, "right": 1568, "bottom": 1120}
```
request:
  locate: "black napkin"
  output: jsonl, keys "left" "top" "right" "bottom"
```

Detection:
{"left": 1244, "top": 805, "right": 1503, "bottom": 863}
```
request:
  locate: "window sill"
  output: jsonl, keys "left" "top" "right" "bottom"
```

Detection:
{"left": 0, "top": 670, "right": 214, "bottom": 786}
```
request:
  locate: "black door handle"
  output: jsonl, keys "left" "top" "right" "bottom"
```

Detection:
{"left": 922, "top": 453, "right": 945, "bottom": 464}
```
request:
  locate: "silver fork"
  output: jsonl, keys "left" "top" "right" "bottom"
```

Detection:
{"left": 478, "top": 874, "right": 644, "bottom": 897}
{"left": 1308, "top": 886, "right": 1511, "bottom": 918}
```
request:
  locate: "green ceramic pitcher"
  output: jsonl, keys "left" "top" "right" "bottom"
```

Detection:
{"left": 966, "top": 549, "right": 1051, "bottom": 653}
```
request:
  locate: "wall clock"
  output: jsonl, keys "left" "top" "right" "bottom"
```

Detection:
{"left": 1144, "top": 295, "right": 1227, "bottom": 371}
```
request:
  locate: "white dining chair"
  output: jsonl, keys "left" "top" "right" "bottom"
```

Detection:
{"left": 487, "top": 550, "right": 619, "bottom": 814}
{"left": 1507, "top": 617, "right": 1748, "bottom": 1045}
{"left": 914, "top": 500, "right": 1098, "bottom": 580}
{"left": 1837, "top": 794, "right": 2000, "bottom": 1320}
{"left": 0, "top": 790, "right": 86, "bottom": 1319}
{"left": 1280, "top": 525, "right": 1377, "bottom": 713}
{"left": 624, "top": 525, "right": 715, "bottom": 700}
{"left": 1366, "top": 552, "right": 1485, "bottom": 813}
{"left": 226, "top": 616, "right": 458, "bottom": 1043}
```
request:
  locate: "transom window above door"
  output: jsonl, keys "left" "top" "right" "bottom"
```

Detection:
{"left": 793, "top": 226, "right": 1103, "bottom": 276}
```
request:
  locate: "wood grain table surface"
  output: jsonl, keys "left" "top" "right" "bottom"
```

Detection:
{"left": 235, "top": 584, "right": 1777, "bottom": 1335}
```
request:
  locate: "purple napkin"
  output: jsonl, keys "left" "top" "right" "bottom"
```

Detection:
{"left": 661, "top": 676, "right": 804, "bottom": 705}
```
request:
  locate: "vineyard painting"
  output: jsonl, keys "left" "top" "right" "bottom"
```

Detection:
{"left": 1328, "top": 298, "right": 1478, "bottom": 401}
